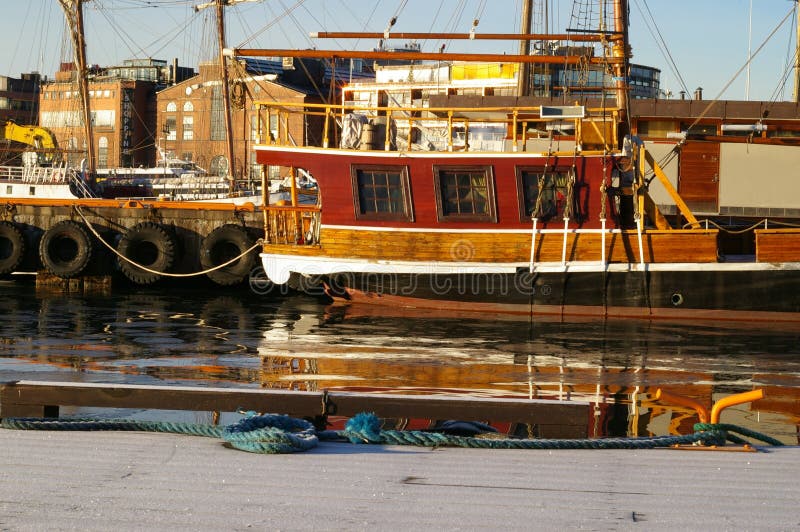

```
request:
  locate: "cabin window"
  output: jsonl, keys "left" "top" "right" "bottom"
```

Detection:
{"left": 637, "top": 119, "right": 676, "bottom": 138}
{"left": 351, "top": 165, "right": 413, "bottom": 222}
{"left": 517, "top": 167, "right": 571, "bottom": 221}
{"left": 433, "top": 166, "right": 496, "bottom": 222}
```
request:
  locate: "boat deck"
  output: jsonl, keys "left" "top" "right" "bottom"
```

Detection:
{"left": 1, "top": 428, "right": 798, "bottom": 530}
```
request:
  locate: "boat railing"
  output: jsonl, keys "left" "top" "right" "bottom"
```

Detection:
{"left": 263, "top": 204, "right": 321, "bottom": 245}
{"left": 253, "top": 100, "right": 619, "bottom": 155}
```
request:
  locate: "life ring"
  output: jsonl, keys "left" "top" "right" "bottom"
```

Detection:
{"left": 199, "top": 224, "right": 255, "bottom": 286}
{"left": 117, "top": 221, "right": 176, "bottom": 285}
{"left": 0, "top": 220, "right": 25, "bottom": 276}
{"left": 38, "top": 220, "right": 93, "bottom": 278}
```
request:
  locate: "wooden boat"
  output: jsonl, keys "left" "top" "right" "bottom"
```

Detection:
{"left": 236, "top": 1, "right": 800, "bottom": 321}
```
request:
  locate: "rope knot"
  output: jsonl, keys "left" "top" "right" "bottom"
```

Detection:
{"left": 342, "top": 412, "right": 383, "bottom": 444}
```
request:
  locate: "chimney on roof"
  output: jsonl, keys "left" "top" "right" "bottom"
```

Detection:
{"left": 679, "top": 90, "right": 686, "bottom": 100}
{"left": 694, "top": 87, "right": 703, "bottom": 100}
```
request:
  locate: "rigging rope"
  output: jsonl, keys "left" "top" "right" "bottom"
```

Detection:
{"left": 685, "top": 6, "right": 795, "bottom": 133}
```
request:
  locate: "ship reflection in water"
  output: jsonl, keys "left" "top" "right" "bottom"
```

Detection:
{"left": 1, "top": 281, "right": 798, "bottom": 444}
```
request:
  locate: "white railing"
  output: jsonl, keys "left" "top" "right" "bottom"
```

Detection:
{"left": 0, "top": 164, "right": 97, "bottom": 198}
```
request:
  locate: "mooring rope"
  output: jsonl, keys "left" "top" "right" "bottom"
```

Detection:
{"left": 0, "top": 412, "right": 783, "bottom": 454}
{"left": 73, "top": 205, "right": 263, "bottom": 278}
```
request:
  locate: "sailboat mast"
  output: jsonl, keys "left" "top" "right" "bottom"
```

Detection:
{"left": 612, "top": 0, "right": 630, "bottom": 140}
{"left": 794, "top": 0, "right": 800, "bottom": 103}
{"left": 516, "top": 0, "right": 534, "bottom": 97}
{"left": 215, "top": 0, "right": 237, "bottom": 186}
{"left": 59, "top": 0, "right": 96, "bottom": 175}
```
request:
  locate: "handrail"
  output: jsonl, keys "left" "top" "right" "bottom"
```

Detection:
{"left": 256, "top": 100, "right": 620, "bottom": 154}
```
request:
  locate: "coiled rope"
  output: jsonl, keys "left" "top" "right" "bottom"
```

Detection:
{"left": 0, "top": 412, "right": 783, "bottom": 454}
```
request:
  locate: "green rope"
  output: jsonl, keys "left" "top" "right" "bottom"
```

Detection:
{"left": 0, "top": 413, "right": 783, "bottom": 454}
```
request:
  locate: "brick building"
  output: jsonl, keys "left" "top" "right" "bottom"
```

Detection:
{"left": 39, "top": 59, "right": 194, "bottom": 168}
{"left": 155, "top": 59, "right": 327, "bottom": 181}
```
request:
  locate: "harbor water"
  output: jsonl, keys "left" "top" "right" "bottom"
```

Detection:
{"left": 1, "top": 278, "right": 798, "bottom": 444}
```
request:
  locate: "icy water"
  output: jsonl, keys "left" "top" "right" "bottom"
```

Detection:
{"left": 1, "top": 279, "right": 798, "bottom": 444}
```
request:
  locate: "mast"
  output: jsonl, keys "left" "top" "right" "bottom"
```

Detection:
{"left": 516, "top": 0, "right": 534, "bottom": 97}
{"left": 197, "top": 0, "right": 254, "bottom": 186}
{"left": 612, "top": 0, "right": 630, "bottom": 142}
{"left": 795, "top": 0, "right": 800, "bottom": 103}
{"left": 215, "top": 0, "right": 236, "bottom": 186}
{"left": 58, "top": 0, "right": 95, "bottom": 175}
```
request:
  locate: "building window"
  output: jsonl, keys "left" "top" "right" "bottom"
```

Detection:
{"left": 351, "top": 165, "right": 413, "bottom": 221}
{"left": 209, "top": 155, "right": 228, "bottom": 177}
{"left": 210, "top": 86, "right": 225, "bottom": 141}
{"left": 433, "top": 166, "right": 496, "bottom": 222}
{"left": 183, "top": 101, "right": 194, "bottom": 112}
{"left": 165, "top": 117, "right": 176, "bottom": 141}
{"left": 183, "top": 116, "right": 193, "bottom": 140}
{"left": 98, "top": 137, "right": 108, "bottom": 167}
{"left": 166, "top": 101, "right": 177, "bottom": 112}
{"left": 516, "top": 167, "right": 572, "bottom": 221}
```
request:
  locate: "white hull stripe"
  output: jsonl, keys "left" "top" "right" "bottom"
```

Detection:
{"left": 259, "top": 253, "right": 800, "bottom": 284}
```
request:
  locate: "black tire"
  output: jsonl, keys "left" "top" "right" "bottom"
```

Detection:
{"left": 200, "top": 224, "right": 255, "bottom": 286}
{"left": 0, "top": 221, "right": 25, "bottom": 276}
{"left": 117, "top": 222, "right": 176, "bottom": 285}
{"left": 38, "top": 220, "right": 93, "bottom": 278}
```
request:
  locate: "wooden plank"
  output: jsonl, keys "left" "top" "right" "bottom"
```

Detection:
{"left": 0, "top": 381, "right": 589, "bottom": 437}
{"left": 330, "top": 392, "right": 588, "bottom": 429}
{"left": 0, "top": 382, "right": 321, "bottom": 418}
{"left": 264, "top": 228, "right": 719, "bottom": 264}
{"left": 755, "top": 229, "right": 800, "bottom": 262}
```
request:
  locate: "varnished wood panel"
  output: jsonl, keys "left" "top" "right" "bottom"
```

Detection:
{"left": 264, "top": 228, "right": 719, "bottom": 264}
{"left": 679, "top": 141, "right": 720, "bottom": 212}
{"left": 756, "top": 229, "right": 800, "bottom": 262}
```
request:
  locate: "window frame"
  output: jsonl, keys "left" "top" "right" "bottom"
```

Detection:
{"left": 433, "top": 165, "right": 497, "bottom": 223}
{"left": 515, "top": 166, "right": 574, "bottom": 222}
{"left": 350, "top": 164, "right": 414, "bottom": 222}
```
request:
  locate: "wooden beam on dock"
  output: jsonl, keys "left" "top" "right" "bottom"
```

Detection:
{"left": 0, "top": 381, "right": 589, "bottom": 438}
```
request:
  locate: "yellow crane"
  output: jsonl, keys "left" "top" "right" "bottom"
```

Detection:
{"left": 1, "top": 120, "right": 60, "bottom": 165}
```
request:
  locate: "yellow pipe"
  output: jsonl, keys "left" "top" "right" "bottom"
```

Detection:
{"left": 710, "top": 389, "right": 764, "bottom": 424}
{"left": 654, "top": 389, "right": 709, "bottom": 423}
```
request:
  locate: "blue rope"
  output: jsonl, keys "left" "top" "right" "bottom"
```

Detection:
{"left": 0, "top": 412, "right": 783, "bottom": 454}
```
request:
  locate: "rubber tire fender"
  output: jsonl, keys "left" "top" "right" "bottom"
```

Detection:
{"left": 0, "top": 220, "right": 25, "bottom": 276}
{"left": 117, "top": 221, "right": 176, "bottom": 285}
{"left": 38, "top": 220, "right": 93, "bottom": 278}
{"left": 199, "top": 224, "right": 255, "bottom": 286}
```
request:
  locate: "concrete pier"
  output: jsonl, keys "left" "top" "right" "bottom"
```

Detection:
{"left": 1, "top": 429, "right": 798, "bottom": 530}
